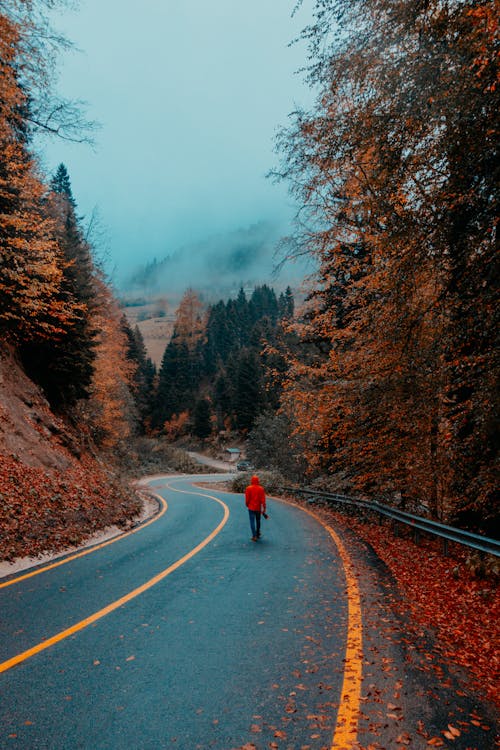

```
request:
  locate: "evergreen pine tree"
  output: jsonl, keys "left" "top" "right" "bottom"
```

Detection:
{"left": 51, "top": 163, "right": 76, "bottom": 207}
{"left": 20, "top": 163, "right": 98, "bottom": 409}
{"left": 213, "top": 369, "right": 234, "bottom": 430}
{"left": 278, "top": 286, "right": 295, "bottom": 320}
{"left": 153, "top": 335, "right": 202, "bottom": 430}
{"left": 204, "top": 301, "right": 236, "bottom": 375}
{"left": 193, "top": 398, "right": 212, "bottom": 440}
{"left": 249, "top": 285, "right": 279, "bottom": 325}
{"left": 233, "top": 349, "right": 264, "bottom": 432}
{"left": 121, "top": 318, "right": 156, "bottom": 432}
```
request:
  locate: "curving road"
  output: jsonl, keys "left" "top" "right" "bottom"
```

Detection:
{"left": 1, "top": 474, "right": 497, "bottom": 750}
{"left": 0, "top": 475, "right": 360, "bottom": 750}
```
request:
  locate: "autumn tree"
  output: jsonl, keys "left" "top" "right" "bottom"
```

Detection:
{"left": 275, "top": 0, "right": 499, "bottom": 526}
{"left": 1, "top": 3, "right": 97, "bottom": 408}
{"left": 77, "top": 276, "right": 137, "bottom": 449}
{"left": 0, "top": 13, "right": 71, "bottom": 345}
{"left": 174, "top": 288, "right": 205, "bottom": 351}
{"left": 247, "top": 412, "right": 307, "bottom": 481}
{"left": 19, "top": 164, "right": 98, "bottom": 408}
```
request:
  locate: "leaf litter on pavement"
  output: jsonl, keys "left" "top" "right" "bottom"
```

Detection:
{"left": 279, "top": 496, "right": 499, "bottom": 750}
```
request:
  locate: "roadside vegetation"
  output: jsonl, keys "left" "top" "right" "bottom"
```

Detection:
{"left": 301, "top": 498, "right": 500, "bottom": 712}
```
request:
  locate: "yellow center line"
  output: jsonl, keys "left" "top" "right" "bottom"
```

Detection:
{"left": 274, "top": 496, "right": 363, "bottom": 750}
{"left": 0, "top": 492, "right": 168, "bottom": 590}
{"left": 0, "top": 486, "right": 229, "bottom": 674}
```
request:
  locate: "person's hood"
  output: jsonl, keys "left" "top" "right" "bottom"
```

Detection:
{"left": 251, "top": 475, "right": 260, "bottom": 485}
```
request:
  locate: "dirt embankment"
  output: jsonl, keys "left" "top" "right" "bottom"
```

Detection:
{"left": 0, "top": 347, "right": 142, "bottom": 565}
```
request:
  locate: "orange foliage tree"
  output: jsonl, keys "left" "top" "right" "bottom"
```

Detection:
{"left": 77, "top": 276, "right": 137, "bottom": 450}
{"left": 0, "top": 13, "right": 72, "bottom": 344}
{"left": 174, "top": 288, "right": 206, "bottom": 352}
{"left": 275, "top": 0, "right": 498, "bottom": 527}
{"left": 163, "top": 411, "right": 190, "bottom": 441}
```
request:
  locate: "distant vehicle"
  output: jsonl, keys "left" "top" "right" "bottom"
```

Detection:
{"left": 236, "top": 460, "right": 252, "bottom": 472}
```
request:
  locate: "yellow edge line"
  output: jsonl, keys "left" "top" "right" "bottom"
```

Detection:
{"left": 275, "top": 496, "right": 363, "bottom": 750}
{"left": 0, "top": 492, "right": 168, "bottom": 590}
{"left": 326, "top": 525, "right": 363, "bottom": 749}
{"left": 0, "top": 486, "right": 229, "bottom": 674}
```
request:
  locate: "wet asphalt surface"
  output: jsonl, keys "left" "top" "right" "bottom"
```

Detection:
{"left": 0, "top": 475, "right": 497, "bottom": 750}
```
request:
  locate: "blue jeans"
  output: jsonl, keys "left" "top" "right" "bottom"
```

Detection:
{"left": 248, "top": 510, "right": 261, "bottom": 538}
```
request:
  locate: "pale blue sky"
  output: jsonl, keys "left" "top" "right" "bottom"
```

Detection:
{"left": 41, "top": 1, "right": 313, "bottom": 286}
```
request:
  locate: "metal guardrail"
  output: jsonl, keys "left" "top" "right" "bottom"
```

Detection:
{"left": 283, "top": 486, "right": 500, "bottom": 558}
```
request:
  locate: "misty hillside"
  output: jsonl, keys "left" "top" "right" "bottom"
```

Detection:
{"left": 122, "top": 222, "right": 306, "bottom": 300}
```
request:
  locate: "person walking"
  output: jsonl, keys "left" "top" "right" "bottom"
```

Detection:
{"left": 245, "top": 475, "right": 267, "bottom": 541}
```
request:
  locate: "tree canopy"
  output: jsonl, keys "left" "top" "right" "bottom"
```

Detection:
{"left": 272, "top": 0, "right": 498, "bottom": 527}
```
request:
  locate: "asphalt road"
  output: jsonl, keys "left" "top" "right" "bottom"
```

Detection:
{"left": 1, "top": 475, "right": 497, "bottom": 750}
{"left": 0, "top": 475, "right": 354, "bottom": 750}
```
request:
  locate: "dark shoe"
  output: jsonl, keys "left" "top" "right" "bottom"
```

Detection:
{"left": 256, "top": 533, "right": 261, "bottom": 539}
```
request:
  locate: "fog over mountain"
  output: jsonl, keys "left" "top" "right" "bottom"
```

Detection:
{"left": 122, "top": 222, "right": 309, "bottom": 302}
{"left": 40, "top": 1, "right": 314, "bottom": 296}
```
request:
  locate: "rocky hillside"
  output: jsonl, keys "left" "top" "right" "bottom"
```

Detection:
{"left": 0, "top": 347, "right": 141, "bottom": 563}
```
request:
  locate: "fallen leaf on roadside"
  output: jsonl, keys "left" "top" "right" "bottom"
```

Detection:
{"left": 396, "top": 732, "right": 411, "bottom": 745}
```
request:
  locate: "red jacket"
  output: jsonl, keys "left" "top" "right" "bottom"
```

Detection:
{"left": 245, "top": 476, "right": 266, "bottom": 512}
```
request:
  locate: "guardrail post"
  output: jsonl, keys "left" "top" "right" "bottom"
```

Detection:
{"left": 413, "top": 528, "right": 420, "bottom": 545}
{"left": 442, "top": 538, "right": 449, "bottom": 556}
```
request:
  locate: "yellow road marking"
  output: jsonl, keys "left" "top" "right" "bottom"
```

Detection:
{"left": 0, "top": 487, "right": 229, "bottom": 674}
{"left": 272, "top": 496, "right": 363, "bottom": 750}
{"left": 325, "top": 525, "right": 362, "bottom": 750}
{"left": 0, "top": 493, "right": 168, "bottom": 590}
